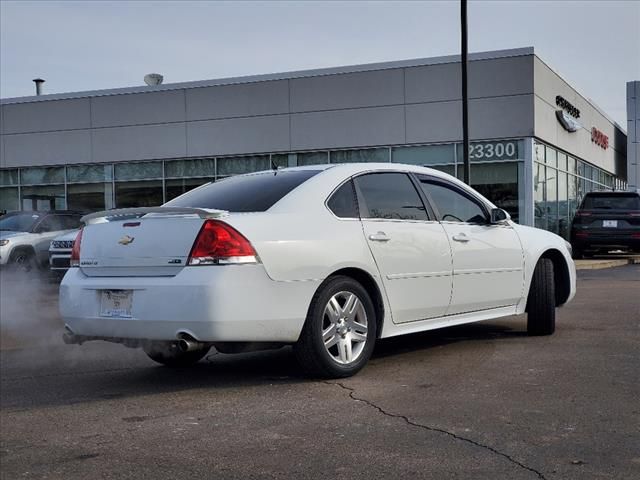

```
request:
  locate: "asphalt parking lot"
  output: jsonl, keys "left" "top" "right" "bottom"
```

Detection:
{"left": 1, "top": 265, "right": 639, "bottom": 480}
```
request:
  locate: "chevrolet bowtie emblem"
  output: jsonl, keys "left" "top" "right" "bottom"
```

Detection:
{"left": 118, "top": 235, "right": 135, "bottom": 245}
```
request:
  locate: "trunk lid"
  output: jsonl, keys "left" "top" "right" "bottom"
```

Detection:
{"left": 79, "top": 207, "right": 226, "bottom": 277}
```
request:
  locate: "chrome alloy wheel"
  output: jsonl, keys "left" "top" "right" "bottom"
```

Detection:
{"left": 322, "top": 291, "right": 368, "bottom": 365}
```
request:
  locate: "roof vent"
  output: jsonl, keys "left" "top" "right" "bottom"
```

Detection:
{"left": 144, "top": 73, "right": 164, "bottom": 86}
{"left": 32, "top": 78, "right": 45, "bottom": 95}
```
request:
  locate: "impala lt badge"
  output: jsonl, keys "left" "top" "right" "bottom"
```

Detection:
{"left": 118, "top": 235, "right": 135, "bottom": 245}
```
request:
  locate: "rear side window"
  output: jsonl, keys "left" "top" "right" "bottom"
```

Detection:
{"left": 327, "top": 180, "right": 359, "bottom": 218}
{"left": 165, "top": 170, "right": 321, "bottom": 212}
{"left": 354, "top": 173, "right": 429, "bottom": 221}
{"left": 581, "top": 194, "right": 640, "bottom": 210}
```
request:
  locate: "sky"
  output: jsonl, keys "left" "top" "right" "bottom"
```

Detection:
{"left": 1, "top": 0, "right": 638, "bottom": 126}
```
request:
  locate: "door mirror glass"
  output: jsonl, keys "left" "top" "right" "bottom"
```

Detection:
{"left": 490, "top": 208, "right": 510, "bottom": 224}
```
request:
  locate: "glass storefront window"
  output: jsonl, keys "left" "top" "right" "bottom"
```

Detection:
{"left": 576, "top": 160, "right": 585, "bottom": 177}
{"left": 557, "top": 153, "right": 567, "bottom": 172}
{"left": 296, "top": 151, "right": 329, "bottom": 166}
{"left": 534, "top": 163, "right": 546, "bottom": 230}
{"left": 20, "top": 166, "right": 64, "bottom": 185}
{"left": 217, "top": 155, "right": 270, "bottom": 176}
{"left": 165, "top": 159, "right": 216, "bottom": 178}
{"left": 433, "top": 165, "right": 456, "bottom": 177}
{"left": 67, "top": 164, "right": 113, "bottom": 183}
{"left": 330, "top": 148, "right": 389, "bottom": 164}
{"left": 545, "top": 166, "right": 558, "bottom": 234}
{"left": 67, "top": 183, "right": 114, "bottom": 212}
{"left": 465, "top": 162, "right": 520, "bottom": 223}
{"left": 393, "top": 144, "right": 454, "bottom": 165}
{"left": 115, "top": 180, "right": 163, "bottom": 208}
{"left": 545, "top": 146, "right": 557, "bottom": 168}
{"left": 165, "top": 178, "right": 214, "bottom": 202}
{"left": 0, "top": 169, "right": 19, "bottom": 186}
{"left": 114, "top": 161, "right": 162, "bottom": 181}
{"left": 557, "top": 171, "right": 569, "bottom": 239}
{"left": 0, "top": 187, "right": 19, "bottom": 213}
{"left": 567, "top": 157, "right": 576, "bottom": 175}
{"left": 21, "top": 185, "right": 65, "bottom": 210}
{"left": 270, "top": 154, "right": 292, "bottom": 168}
{"left": 535, "top": 142, "right": 545, "bottom": 164}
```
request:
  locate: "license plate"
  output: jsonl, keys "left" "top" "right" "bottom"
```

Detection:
{"left": 602, "top": 220, "right": 618, "bottom": 228}
{"left": 100, "top": 290, "right": 133, "bottom": 318}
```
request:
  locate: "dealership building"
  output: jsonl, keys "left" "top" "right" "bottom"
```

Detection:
{"left": 0, "top": 47, "right": 628, "bottom": 239}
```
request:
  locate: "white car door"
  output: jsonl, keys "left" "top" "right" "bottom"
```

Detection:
{"left": 416, "top": 175, "right": 524, "bottom": 315}
{"left": 354, "top": 172, "right": 453, "bottom": 323}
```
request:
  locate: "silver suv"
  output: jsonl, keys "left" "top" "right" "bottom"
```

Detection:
{"left": 0, "top": 211, "right": 83, "bottom": 271}
{"left": 49, "top": 229, "right": 80, "bottom": 277}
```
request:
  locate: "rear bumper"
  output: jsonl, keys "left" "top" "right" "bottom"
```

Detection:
{"left": 60, "top": 266, "right": 321, "bottom": 343}
{"left": 571, "top": 231, "right": 640, "bottom": 250}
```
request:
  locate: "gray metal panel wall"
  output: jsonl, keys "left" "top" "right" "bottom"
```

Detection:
{"left": 0, "top": 52, "right": 552, "bottom": 168}
{"left": 186, "top": 80, "right": 289, "bottom": 121}
{"left": 92, "top": 123, "right": 187, "bottom": 162}
{"left": 187, "top": 115, "right": 290, "bottom": 156}
{"left": 627, "top": 81, "right": 639, "bottom": 191}
{"left": 291, "top": 106, "right": 405, "bottom": 150}
{"left": 1, "top": 98, "right": 90, "bottom": 134}
{"left": 91, "top": 90, "right": 186, "bottom": 128}
{"left": 3, "top": 130, "right": 91, "bottom": 166}
{"left": 290, "top": 69, "right": 405, "bottom": 112}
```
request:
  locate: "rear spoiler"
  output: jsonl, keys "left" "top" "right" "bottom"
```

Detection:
{"left": 81, "top": 207, "right": 228, "bottom": 224}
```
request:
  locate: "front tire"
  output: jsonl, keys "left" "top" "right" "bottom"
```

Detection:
{"left": 143, "top": 341, "right": 210, "bottom": 367}
{"left": 527, "top": 258, "right": 556, "bottom": 336}
{"left": 8, "top": 248, "right": 37, "bottom": 273}
{"left": 294, "top": 275, "right": 377, "bottom": 378}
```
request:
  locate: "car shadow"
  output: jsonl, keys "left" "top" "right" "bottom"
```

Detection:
{"left": 1, "top": 318, "right": 528, "bottom": 411}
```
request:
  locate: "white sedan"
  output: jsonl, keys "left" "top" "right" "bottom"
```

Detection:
{"left": 60, "top": 163, "right": 576, "bottom": 378}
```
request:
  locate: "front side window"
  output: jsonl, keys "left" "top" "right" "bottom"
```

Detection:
{"left": 418, "top": 178, "right": 487, "bottom": 224}
{"left": 327, "top": 180, "right": 359, "bottom": 218}
{"left": 354, "top": 173, "right": 428, "bottom": 221}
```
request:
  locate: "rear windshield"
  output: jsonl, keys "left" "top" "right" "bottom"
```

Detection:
{"left": 582, "top": 193, "right": 640, "bottom": 210}
{"left": 164, "top": 170, "right": 321, "bottom": 212}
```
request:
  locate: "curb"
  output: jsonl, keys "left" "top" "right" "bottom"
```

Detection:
{"left": 575, "top": 258, "right": 638, "bottom": 270}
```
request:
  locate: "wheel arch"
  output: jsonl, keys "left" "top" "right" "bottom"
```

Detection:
{"left": 324, "top": 267, "right": 386, "bottom": 338}
{"left": 9, "top": 244, "right": 37, "bottom": 260}
{"left": 537, "top": 248, "right": 572, "bottom": 306}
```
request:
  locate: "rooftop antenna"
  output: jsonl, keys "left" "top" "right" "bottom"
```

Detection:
{"left": 144, "top": 73, "right": 164, "bottom": 86}
{"left": 32, "top": 78, "right": 45, "bottom": 95}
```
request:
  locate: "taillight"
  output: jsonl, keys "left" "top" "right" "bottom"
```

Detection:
{"left": 575, "top": 211, "right": 592, "bottom": 217}
{"left": 70, "top": 228, "right": 84, "bottom": 267}
{"left": 188, "top": 220, "right": 258, "bottom": 265}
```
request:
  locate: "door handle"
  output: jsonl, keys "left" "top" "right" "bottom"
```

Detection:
{"left": 452, "top": 233, "right": 470, "bottom": 243}
{"left": 368, "top": 232, "right": 390, "bottom": 242}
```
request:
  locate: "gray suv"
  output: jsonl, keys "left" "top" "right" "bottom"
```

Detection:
{"left": 0, "top": 211, "right": 83, "bottom": 271}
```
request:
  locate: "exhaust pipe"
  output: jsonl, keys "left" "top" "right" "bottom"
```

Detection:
{"left": 177, "top": 334, "right": 203, "bottom": 352}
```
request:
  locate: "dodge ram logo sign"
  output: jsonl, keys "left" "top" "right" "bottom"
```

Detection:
{"left": 556, "top": 110, "right": 581, "bottom": 132}
{"left": 591, "top": 127, "right": 609, "bottom": 150}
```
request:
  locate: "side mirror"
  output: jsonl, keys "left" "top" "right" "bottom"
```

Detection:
{"left": 490, "top": 208, "right": 510, "bottom": 224}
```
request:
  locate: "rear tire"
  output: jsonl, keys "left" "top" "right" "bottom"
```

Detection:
{"left": 294, "top": 275, "right": 377, "bottom": 378}
{"left": 143, "top": 341, "right": 210, "bottom": 367}
{"left": 527, "top": 258, "right": 556, "bottom": 336}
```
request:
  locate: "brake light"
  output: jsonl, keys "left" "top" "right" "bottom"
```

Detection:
{"left": 575, "top": 211, "right": 592, "bottom": 217}
{"left": 70, "top": 228, "right": 84, "bottom": 267}
{"left": 575, "top": 232, "right": 589, "bottom": 238}
{"left": 188, "top": 220, "right": 258, "bottom": 265}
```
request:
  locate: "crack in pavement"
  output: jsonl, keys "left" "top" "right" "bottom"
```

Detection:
{"left": 325, "top": 381, "right": 547, "bottom": 480}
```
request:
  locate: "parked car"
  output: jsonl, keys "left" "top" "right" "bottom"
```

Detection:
{"left": 60, "top": 164, "right": 576, "bottom": 378}
{"left": 570, "top": 191, "right": 640, "bottom": 258}
{"left": 49, "top": 229, "right": 80, "bottom": 279}
{"left": 0, "top": 211, "right": 83, "bottom": 271}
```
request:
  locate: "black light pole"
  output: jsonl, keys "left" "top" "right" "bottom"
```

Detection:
{"left": 461, "top": 0, "right": 470, "bottom": 185}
